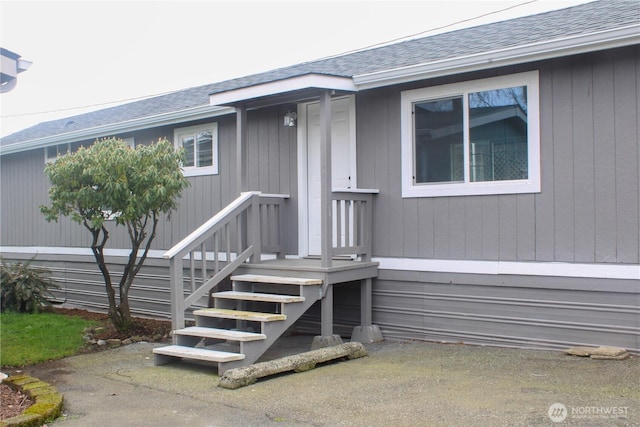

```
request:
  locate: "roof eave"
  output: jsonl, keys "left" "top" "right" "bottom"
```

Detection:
{"left": 354, "top": 24, "right": 640, "bottom": 89}
{"left": 209, "top": 74, "right": 358, "bottom": 107}
{"left": 0, "top": 104, "right": 235, "bottom": 156}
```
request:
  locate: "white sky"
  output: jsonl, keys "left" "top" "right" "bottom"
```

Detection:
{"left": 0, "top": 0, "right": 591, "bottom": 137}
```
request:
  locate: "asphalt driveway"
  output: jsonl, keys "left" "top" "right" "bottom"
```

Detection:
{"left": 23, "top": 337, "right": 640, "bottom": 426}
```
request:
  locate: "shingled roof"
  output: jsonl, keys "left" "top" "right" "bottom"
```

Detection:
{"left": 2, "top": 0, "right": 638, "bottom": 150}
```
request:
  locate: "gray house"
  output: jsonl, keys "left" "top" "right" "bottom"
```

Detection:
{"left": 1, "top": 0, "right": 639, "bottom": 370}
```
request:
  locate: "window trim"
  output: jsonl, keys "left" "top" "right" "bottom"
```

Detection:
{"left": 173, "top": 123, "right": 219, "bottom": 177}
{"left": 44, "top": 138, "right": 134, "bottom": 163}
{"left": 44, "top": 142, "right": 71, "bottom": 163}
{"left": 401, "top": 70, "right": 540, "bottom": 198}
{"left": 44, "top": 141, "right": 84, "bottom": 163}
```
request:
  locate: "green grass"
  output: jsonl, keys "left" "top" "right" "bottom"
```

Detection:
{"left": 1, "top": 311, "right": 98, "bottom": 367}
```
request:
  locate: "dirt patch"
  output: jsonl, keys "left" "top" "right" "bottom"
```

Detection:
{"left": 52, "top": 307, "right": 173, "bottom": 343}
{"left": 0, "top": 383, "right": 33, "bottom": 421}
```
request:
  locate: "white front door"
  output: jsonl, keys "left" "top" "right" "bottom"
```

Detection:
{"left": 299, "top": 96, "right": 356, "bottom": 256}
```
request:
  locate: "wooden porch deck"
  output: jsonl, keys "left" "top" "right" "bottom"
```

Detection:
{"left": 236, "top": 258, "right": 379, "bottom": 285}
{"left": 237, "top": 257, "right": 379, "bottom": 342}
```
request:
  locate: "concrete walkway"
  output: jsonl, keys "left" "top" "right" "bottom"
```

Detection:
{"left": 23, "top": 337, "right": 639, "bottom": 426}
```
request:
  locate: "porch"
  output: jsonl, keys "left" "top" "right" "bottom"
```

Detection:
{"left": 153, "top": 189, "right": 380, "bottom": 372}
{"left": 237, "top": 257, "right": 379, "bottom": 335}
{"left": 153, "top": 80, "right": 383, "bottom": 372}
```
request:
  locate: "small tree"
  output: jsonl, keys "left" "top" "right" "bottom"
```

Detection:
{"left": 41, "top": 138, "right": 189, "bottom": 331}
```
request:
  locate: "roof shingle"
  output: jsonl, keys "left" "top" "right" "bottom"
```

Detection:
{"left": 2, "top": 0, "right": 637, "bottom": 147}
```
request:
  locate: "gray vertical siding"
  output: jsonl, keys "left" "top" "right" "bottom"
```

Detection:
{"left": 0, "top": 149, "right": 91, "bottom": 249}
{"left": 0, "top": 47, "right": 638, "bottom": 354}
{"left": 572, "top": 54, "right": 596, "bottom": 263}
{"left": 0, "top": 108, "right": 299, "bottom": 253}
{"left": 613, "top": 47, "right": 640, "bottom": 264}
{"left": 349, "top": 47, "right": 639, "bottom": 352}
{"left": 246, "top": 107, "right": 298, "bottom": 251}
{"left": 551, "top": 57, "right": 575, "bottom": 262}
{"left": 357, "top": 47, "right": 639, "bottom": 265}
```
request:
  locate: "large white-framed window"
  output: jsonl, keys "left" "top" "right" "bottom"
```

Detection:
{"left": 401, "top": 71, "right": 540, "bottom": 198}
{"left": 173, "top": 123, "right": 219, "bottom": 177}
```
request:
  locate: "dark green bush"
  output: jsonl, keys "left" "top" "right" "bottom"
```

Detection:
{"left": 0, "top": 258, "right": 58, "bottom": 313}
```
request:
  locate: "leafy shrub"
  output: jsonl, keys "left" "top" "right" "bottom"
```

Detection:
{"left": 0, "top": 258, "right": 59, "bottom": 313}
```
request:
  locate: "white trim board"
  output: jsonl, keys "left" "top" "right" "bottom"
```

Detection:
{"left": 0, "top": 246, "right": 167, "bottom": 259}
{"left": 0, "top": 246, "right": 283, "bottom": 262}
{"left": 400, "top": 71, "right": 541, "bottom": 198}
{"left": 2, "top": 247, "right": 638, "bottom": 280}
{"left": 373, "top": 257, "right": 640, "bottom": 281}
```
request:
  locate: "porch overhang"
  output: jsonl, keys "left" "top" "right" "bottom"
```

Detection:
{"left": 208, "top": 73, "right": 358, "bottom": 109}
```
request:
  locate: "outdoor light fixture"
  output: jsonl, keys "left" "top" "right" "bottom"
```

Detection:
{"left": 283, "top": 111, "right": 297, "bottom": 127}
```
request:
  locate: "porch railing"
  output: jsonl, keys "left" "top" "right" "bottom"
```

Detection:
{"left": 164, "top": 189, "right": 377, "bottom": 331}
{"left": 163, "top": 191, "right": 288, "bottom": 330}
{"left": 331, "top": 189, "right": 378, "bottom": 263}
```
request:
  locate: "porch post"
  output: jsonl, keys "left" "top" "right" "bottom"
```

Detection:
{"left": 321, "top": 285, "right": 334, "bottom": 336}
{"left": 351, "top": 277, "right": 384, "bottom": 344}
{"left": 248, "top": 193, "right": 261, "bottom": 263}
{"left": 236, "top": 104, "right": 248, "bottom": 194}
{"left": 312, "top": 283, "right": 343, "bottom": 350}
{"left": 311, "top": 90, "right": 343, "bottom": 350}
{"left": 319, "top": 90, "right": 332, "bottom": 269}
{"left": 169, "top": 257, "right": 185, "bottom": 338}
{"left": 360, "top": 278, "right": 372, "bottom": 327}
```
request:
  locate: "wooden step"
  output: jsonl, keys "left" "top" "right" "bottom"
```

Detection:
{"left": 173, "top": 326, "right": 266, "bottom": 342}
{"left": 193, "top": 308, "right": 286, "bottom": 322}
{"left": 153, "top": 345, "right": 244, "bottom": 362}
{"left": 212, "top": 291, "right": 305, "bottom": 303}
{"left": 231, "top": 274, "right": 322, "bottom": 286}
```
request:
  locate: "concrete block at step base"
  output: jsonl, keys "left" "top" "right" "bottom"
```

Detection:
{"left": 351, "top": 325, "right": 383, "bottom": 343}
{"left": 218, "top": 341, "right": 368, "bottom": 389}
{"left": 311, "top": 334, "right": 343, "bottom": 350}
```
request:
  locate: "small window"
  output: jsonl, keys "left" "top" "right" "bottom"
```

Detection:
{"left": 174, "top": 123, "right": 218, "bottom": 176}
{"left": 401, "top": 71, "right": 540, "bottom": 197}
{"left": 123, "top": 137, "right": 135, "bottom": 148}
{"left": 45, "top": 143, "right": 77, "bottom": 163}
{"left": 45, "top": 140, "right": 129, "bottom": 163}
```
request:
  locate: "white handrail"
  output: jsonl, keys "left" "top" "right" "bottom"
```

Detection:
{"left": 163, "top": 191, "right": 260, "bottom": 260}
{"left": 165, "top": 191, "right": 289, "bottom": 331}
{"left": 332, "top": 188, "right": 380, "bottom": 194}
